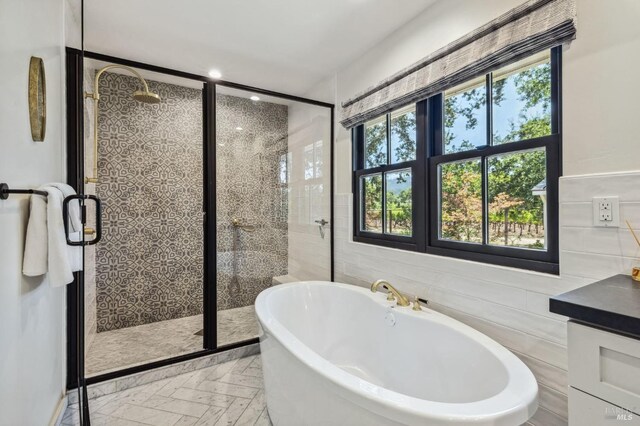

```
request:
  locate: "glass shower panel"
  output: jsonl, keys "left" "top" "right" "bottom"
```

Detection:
{"left": 83, "top": 58, "right": 205, "bottom": 376}
{"left": 215, "top": 86, "right": 332, "bottom": 347}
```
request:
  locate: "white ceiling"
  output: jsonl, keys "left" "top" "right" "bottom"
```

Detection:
{"left": 84, "top": 0, "right": 435, "bottom": 98}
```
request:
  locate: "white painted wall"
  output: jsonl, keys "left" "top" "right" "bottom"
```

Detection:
{"left": 315, "top": 0, "right": 640, "bottom": 424}
{"left": 0, "top": 0, "right": 68, "bottom": 424}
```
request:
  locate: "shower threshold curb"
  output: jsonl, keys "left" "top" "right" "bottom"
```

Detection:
{"left": 67, "top": 343, "right": 260, "bottom": 404}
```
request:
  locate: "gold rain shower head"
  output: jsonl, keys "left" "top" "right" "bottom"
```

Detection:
{"left": 84, "top": 64, "right": 161, "bottom": 183}
{"left": 132, "top": 90, "right": 161, "bottom": 104}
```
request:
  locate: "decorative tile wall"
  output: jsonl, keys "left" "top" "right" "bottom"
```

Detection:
{"left": 95, "top": 72, "right": 204, "bottom": 332}
{"left": 215, "top": 93, "right": 288, "bottom": 310}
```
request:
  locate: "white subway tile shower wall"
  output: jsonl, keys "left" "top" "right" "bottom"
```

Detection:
{"left": 333, "top": 171, "right": 640, "bottom": 425}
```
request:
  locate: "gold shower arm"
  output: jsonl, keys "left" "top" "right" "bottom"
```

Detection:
{"left": 84, "top": 64, "right": 156, "bottom": 184}
{"left": 86, "top": 64, "right": 151, "bottom": 101}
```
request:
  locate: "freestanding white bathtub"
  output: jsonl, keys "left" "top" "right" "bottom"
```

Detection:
{"left": 255, "top": 281, "right": 538, "bottom": 426}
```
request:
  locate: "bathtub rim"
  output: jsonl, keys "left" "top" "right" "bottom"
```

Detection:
{"left": 255, "top": 280, "right": 539, "bottom": 424}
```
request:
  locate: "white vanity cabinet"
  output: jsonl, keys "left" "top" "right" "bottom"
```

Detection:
{"left": 568, "top": 321, "right": 640, "bottom": 425}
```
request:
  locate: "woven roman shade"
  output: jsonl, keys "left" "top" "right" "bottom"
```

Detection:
{"left": 340, "top": 0, "right": 576, "bottom": 129}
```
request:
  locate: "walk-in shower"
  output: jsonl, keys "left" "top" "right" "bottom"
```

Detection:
{"left": 71, "top": 52, "right": 333, "bottom": 380}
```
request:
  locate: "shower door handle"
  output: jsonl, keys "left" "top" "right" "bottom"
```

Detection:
{"left": 63, "top": 194, "right": 102, "bottom": 246}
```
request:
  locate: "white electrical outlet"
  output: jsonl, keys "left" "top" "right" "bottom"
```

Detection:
{"left": 592, "top": 196, "right": 619, "bottom": 227}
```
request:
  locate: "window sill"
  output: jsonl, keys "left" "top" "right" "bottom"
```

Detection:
{"left": 350, "top": 236, "right": 559, "bottom": 275}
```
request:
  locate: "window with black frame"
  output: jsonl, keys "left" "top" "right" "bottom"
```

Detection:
{"left": 353, "top": 47, "right": 561, "bottom": 273}
{"left": 353, "top": 104, "right": 425, "bottom": 251}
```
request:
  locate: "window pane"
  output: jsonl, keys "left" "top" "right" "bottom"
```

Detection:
{"left": 385, "top": 169, "right": 412, "bottom": 236}
{"left": 488, "top": 148, "right": 546, "bottom": 249}
{"left": 390, "top": 106, "right": 416, "bottom": 163}
{"left": 439, "top": 159, "right": 482, "bottom": 243}
{"left": 444, "top": 76, "right": 487, "bottom": 154}
{"left": 364, "top": 116, "right": 387, "bottom": 168}
{"left": 493, "top": 51, "right": 552, "bottom": 144}
{"left": 361, "top": 174, "right": 382, "bottom": 232}
{"left": 314, "top": 140, "right": 323, "bottom": 178}
{"left": 304, "top": 143, "right": 314, "bottom": 180}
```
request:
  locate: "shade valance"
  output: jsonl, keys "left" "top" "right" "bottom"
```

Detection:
{"left": 340, "top": 0, "right": 576, "bottom": 129}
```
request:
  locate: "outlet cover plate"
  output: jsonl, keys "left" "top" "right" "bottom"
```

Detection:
{"left": 592, "top": 196, "right": 620, "bottom": 227}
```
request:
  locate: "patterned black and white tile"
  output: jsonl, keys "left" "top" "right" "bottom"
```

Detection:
{"left": 93, "top": 75, "right": 290, "bottom": 333}
{"left": 215, "top": 93, "right": 289, "bottom": 311}
{"left": 95, "top": 72, "right": 205, "bottom": 333}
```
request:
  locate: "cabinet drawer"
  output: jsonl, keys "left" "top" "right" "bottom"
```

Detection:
{"left": 568, "top": 321, "right": 640, "bottom": 413}
{"left": 569, "top": 387, "right": 640, "bottom": 425}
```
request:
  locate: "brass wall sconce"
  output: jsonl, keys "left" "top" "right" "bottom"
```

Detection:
{"left": 28, "top": 56, "right": 46, "bottom": 142}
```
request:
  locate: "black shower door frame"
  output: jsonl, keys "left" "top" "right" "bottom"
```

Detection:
{"left": 65, "top": 47, "right": 335, "bottom": 389}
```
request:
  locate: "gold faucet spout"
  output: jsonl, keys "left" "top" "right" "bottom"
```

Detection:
{"left": 370, "top": 279, "right": 410, "bottom": 307}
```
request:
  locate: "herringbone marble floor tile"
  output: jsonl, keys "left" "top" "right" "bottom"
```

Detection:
{"left": 63, "top": 355, "right": 270, "bottom": 426}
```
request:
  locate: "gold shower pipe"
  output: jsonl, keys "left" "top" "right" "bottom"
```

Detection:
{"left": 84, "top": 64, "right": 160, "bottom": 184}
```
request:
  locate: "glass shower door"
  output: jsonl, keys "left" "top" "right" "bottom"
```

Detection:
{"left": 215, "top": 86, "right": 332, "bottom": 347}
{"left": 82, "top": 58, "right": 206, "bottom": 376}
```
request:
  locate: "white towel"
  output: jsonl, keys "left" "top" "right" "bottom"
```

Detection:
{"left": 47, "top": 182, "right": 82, "bottom": 232}
{"left": 47, "top": 182, "right": 83, "bottom": 273}
{"left": 22, "top": 186, "right": 48, "bottom": 276}
{"left": 23, "top": 184, "right": 83, "bottom": 287}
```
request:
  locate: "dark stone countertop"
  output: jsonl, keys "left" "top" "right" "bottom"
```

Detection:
{"left": 550, "top": 274, "right": 640, "bottom": 337}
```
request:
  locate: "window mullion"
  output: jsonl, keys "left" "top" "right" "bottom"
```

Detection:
{"left": 481, "top": 156, "right": 488, "bottom": 246}
{"left": 486, "top": 73, "right": 493, "bottom": 146}
{"left": 384, "top": 114, "right": 390, "bottom": 235}
{"left": 381, "top": 170, "right": 387, "bottom": 235}
{"left": 386, "top": 114, "right": 391, "bottom": 165}
{"left": 482, "top": 73, "right": 492, "bottom": 245}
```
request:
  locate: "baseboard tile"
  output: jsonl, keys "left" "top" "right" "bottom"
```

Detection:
{"left": 49, "top": 394, "right": 68, "bottom": 426}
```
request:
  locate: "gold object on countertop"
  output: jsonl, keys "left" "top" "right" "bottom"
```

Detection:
{"left": 625, "top": 220, "right": 640, "bottom": 282}
{"left": 371, "top": 279, "right": 410, "bottom": 307}
{"left": 412, "top": 296, "right": 422, "bottom": 311}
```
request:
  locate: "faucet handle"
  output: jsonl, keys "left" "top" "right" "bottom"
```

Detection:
{"left": 386, "top": 291, "right": 395, "bottom": 302}
{"left": 412, "top": 296, "right": 422, "bottom": 311}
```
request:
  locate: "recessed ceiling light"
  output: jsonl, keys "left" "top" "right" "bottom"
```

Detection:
{"left": 208, "top": 69, "right": 222, "bottom": 79}
{"left": 235, "top": 127, "right": 243, "bottom": 131}
{"left": 250, "top": 95, "right": 260, "bottom": 101}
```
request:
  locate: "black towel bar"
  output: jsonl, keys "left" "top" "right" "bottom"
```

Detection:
{"left": 0, "top": 182, "right": 48, "bottom": 199}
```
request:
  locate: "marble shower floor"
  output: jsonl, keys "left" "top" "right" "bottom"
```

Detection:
{"left": 63, "top": 354, "right": 271, "bottom": 426}
{"left": 86, "top": 306, "right": 259, "bottom": 377}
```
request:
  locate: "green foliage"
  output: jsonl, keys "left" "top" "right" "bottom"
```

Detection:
{"left": 365, "top": 121, "right": 386, "bottom": 168}
{"left": 362, "top": 58, "right": 552, "bottom": 248}
{"left": 363, "top": 109, "right": 416, "bottom": 235}
{"left": 440, "top": 162, "right": 482, "bottom": 242}
{"left": 442, "top": 59, "right": 551, "bottom": 248}
{"left": 391, "top": 112, "right": 416, "bottom": 163}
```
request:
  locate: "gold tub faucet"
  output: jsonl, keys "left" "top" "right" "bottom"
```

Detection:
{"left": 370, "top": 279, "right": 410, "bottom": 307}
